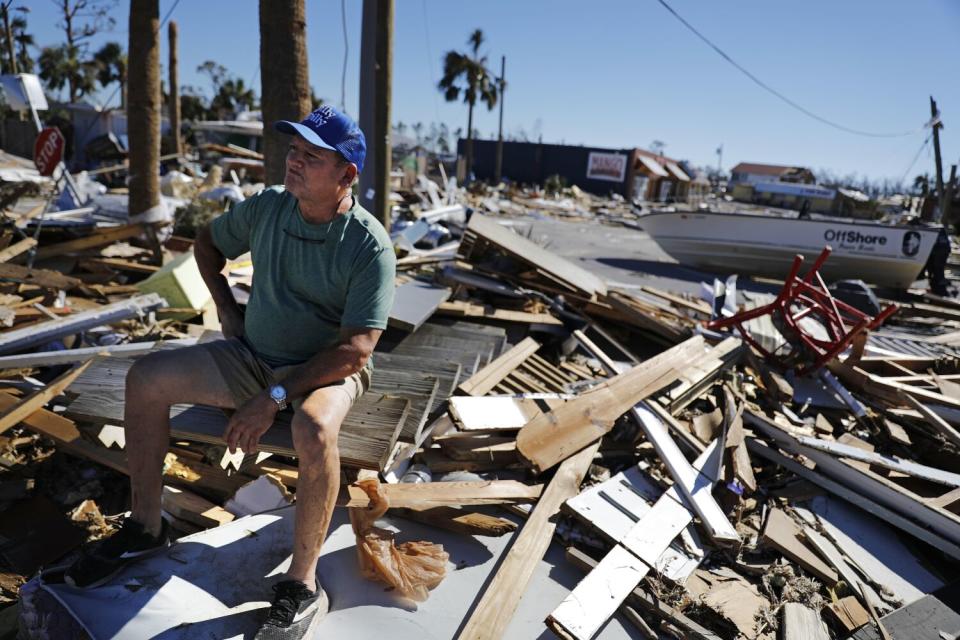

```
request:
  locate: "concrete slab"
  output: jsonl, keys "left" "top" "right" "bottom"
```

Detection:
{"left": 27, "top": 506, "right": 640, "bottom": 639}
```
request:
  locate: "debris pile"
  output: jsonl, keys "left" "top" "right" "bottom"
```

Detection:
{"left": 1, "top": 161, "right": 960, "bottom": 639}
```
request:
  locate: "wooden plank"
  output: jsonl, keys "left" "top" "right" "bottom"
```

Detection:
{"left": 393, "top": 506, "right": 517, "bottom": 536}
{"left": 0, "top": 237, "right": 37, "bottom": 263}
{"left": 0, "top": 262, "right": 81, "bottom": 290}
{"left": 161, "top": 485, "right": 235, "bottom": 528}
{"left": 782, "top": 603, "right": 830, "bottom": 640}
{"left": 435, "top": 300, "right": 562, "bottom": 325}
{"left": 517, "top": 335, "right": 705, "bottom": 473}
{"left": 387, "top": 280, "right": 452, "bottom": 332}
{"left": 463, "top": 213, "right": 607, "bottom": 297}
{"left": 633, "top": 404, "right": 739, "bottom": 545}
{"left": 746, "top": 437, "right": 960, "bottom": 561}
{"left": 801, "top": 526, "right": 891, "bottom": 621}
{"left": 824, "top": 597, "right": 870, "bottom": 634}
{"left": 901, "top": 393, "right": 960, "bottom": 446}
{"left": 448, "top": 396, "right": 550, "bottom": 432}
{"left": 338, "top": 480, "right": 541, "bottom": 508}
{"left": 457, "top": 337, "right": 540, "bottom": 396}
{"left": 456, "top": 441, "right": 600, "bottom": 640}
{"left": 760, "top": 508, "right": 838, "bottom": 585}
{"left": 0, "top": 359, "right": 94, "bottom": 436}
{"left": 0, "top": 293, "right": 165, "bottom": 356}
{"left": 797, "top": 435, "right": 960, "bottom": 487}
{"left": 35, "top": 223, "right": 147, "bottom": 260}
{"left": 563, "top": 546, "right": 724, "bottom": 640}
{"left": 79, "top": 257, "right": 161, "bottom": 274}
{"left": 0, "top": 338, "right": 197, "bottom": 369}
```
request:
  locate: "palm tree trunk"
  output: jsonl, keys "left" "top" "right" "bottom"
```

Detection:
{"left": 168, "top": 21, "right": 180, "bottom": 156}
{"left": 128, "top": 0, "right": 161, "bottom": 217}
{"left": 259, "top": 0, "right": 311, "bottom": 186}
{"left": 465, "top": 100, "right": 474, "bottom": 183}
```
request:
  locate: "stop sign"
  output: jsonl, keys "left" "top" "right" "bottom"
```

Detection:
{"left": 33, "top": 127, "right": 66, "bottom": 177}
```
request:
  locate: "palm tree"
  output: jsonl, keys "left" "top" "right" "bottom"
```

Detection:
{"left": 259, "top": 0, "right": 310, "bottom": 185}
{"left": 438, "top": 29, "right": 498, "bottom": 181}
{"left": 38, "top": 44, "right": 95, "bottom": 102}
{"left": 93, "top": 41, "right": 126, "bottom": 109}
{"left": 127, "top": 0, "right": 160, "bottom": 218}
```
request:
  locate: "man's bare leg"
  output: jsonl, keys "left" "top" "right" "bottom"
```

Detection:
{"left": 285, "top": 386, "right": 354, "bottom": 592}
{"left": 124, "top": 347, "right": 235, "bottom": 536}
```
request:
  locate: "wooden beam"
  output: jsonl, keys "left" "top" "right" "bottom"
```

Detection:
{"left": 0, "top": 262, "right": 81, "bottom": 290}
{"left": 457, "top": 337, "right": 541, "bottom": 396}
{"left": 435, "top": 301, "right": 562, "bottom": 326}
{"left": 901, "top": 393, "right": 960, "bottom": 447}
{"left": 517, "top": 335, "right": 705, "bottom": 473}
{"left": 161, "top": 485, "right": 235, "bottom": 528}
{"left": 0, "top": 238, "right": 36, "bottom": 263}
{"left": 0, "top": 359, "right": 94, "bottom": 436}
{"left": 761, "top": 508, "right": 838, "bottom": 585}
{"left": 35, "top": 223, "right": 148, "bottom": 260}
{"left": 457, "top": 441, "right": 600, "bottom": 640}
{"left": 338, "top": 480, "right": 541, "bottom": 509}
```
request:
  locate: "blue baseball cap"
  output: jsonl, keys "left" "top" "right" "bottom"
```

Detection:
{"left": 275, "top": 106, "right": 366, "bottom": 174}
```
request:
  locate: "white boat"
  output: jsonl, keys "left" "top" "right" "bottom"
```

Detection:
{"left": 638, "top": 209, "right": 941, "bottom": 289}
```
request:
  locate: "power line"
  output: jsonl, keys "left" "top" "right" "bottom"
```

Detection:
{"left": 652, "top": 0, "right": 925, "bottom": 139}
{"left": 899, "top": 133, "right": 932, "bottom": 185}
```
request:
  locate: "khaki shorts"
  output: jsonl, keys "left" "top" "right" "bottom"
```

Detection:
{"left": 197, "top": 337, "right": 371, "bottom": 411}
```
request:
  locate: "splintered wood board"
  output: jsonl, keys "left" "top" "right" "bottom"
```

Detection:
{"left": 463, "top": 213, "right": 607, "bottom": 297}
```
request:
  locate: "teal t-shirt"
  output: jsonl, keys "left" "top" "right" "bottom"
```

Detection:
{"left": 209, "top": 186, "right": 396, "bottom": 366}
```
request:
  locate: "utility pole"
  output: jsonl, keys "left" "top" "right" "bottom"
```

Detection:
{"left": 930, "top": 96, "right": 945, "bottom": 221}
{"left": 494, "top": 55, "right": 505, "bottom": 184}
{"left": 716, "top": 144, "right": 723, "bottom": 175}
{"left": 359, "top": 0, "right": 393, "bottom": 230}
{"left": 168, "top": 21, "right": 181, "bottom": 157}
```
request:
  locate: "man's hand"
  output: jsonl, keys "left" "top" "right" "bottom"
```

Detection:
{"left": 220, "top": 306, "right": 245, "bottom": 339}
{"left": 223, "top": 391, "right": 278, "bottom": 454}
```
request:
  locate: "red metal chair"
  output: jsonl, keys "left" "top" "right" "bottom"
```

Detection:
{"left": 706, "top": 247, "right": 898, "bottom": 375}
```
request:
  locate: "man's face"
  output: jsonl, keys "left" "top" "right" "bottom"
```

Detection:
{"left": 283, "top": 136, "right": 351, "bottom": 202}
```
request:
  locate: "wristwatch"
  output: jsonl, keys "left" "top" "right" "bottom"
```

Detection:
{"left": 268, "top": 384, "right": 288, "bottom": 411}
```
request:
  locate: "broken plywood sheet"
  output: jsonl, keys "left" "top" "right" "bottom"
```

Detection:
{"left": 685, "top": 567, "right": 772, "bottom": 640}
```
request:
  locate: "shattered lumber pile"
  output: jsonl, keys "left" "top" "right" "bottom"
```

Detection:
{"left": 2, "top": 201, "right": 960, "bottom": 640}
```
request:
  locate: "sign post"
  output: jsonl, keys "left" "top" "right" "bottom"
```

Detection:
{"left": 33, "top": 127, "right": 65, "bottom": 177}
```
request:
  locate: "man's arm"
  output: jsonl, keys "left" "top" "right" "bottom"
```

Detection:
{"left": 223, "top": 326, "right": 382, "bottom": 453}
{"left": 195, "top": 224, "right": 245, "bottom": 338}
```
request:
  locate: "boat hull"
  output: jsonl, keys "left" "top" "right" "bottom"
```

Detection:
{"left": 638, "top": 211, "right": 940, "bottom": 289}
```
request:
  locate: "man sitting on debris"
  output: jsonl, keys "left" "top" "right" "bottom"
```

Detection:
{"left": 64, "top": 106, "right": 396, "bottom": 639}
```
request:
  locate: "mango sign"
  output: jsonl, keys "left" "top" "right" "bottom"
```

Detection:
{"left": 33, "top": 127, "right": 65, "bottom": 176}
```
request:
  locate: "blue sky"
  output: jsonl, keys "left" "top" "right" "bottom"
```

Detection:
{"left": 23, "top": 0, "right": 960, "bottom": 186}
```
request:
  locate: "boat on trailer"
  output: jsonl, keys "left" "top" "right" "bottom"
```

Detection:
{"left": 637, "top": 209, "right": 941, "bottom": 289}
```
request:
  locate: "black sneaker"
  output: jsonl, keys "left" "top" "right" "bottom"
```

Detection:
{"left": 64, "top": 518, "right": 170, "bottom": 588}
{"left": 254, "top": 580, "right": 329, "bottom": 640}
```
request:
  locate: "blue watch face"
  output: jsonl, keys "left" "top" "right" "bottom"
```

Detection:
{"left": 270, "top": 385, "right": 286, "bottom": 401}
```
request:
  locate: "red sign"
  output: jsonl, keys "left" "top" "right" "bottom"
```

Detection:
{"left": 33, "top": 127, "right": 66, "bottom": 177}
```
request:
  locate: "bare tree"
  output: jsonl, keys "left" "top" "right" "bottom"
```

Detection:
{"left": 47, "top": 0, "right": 117, "bottom": 102}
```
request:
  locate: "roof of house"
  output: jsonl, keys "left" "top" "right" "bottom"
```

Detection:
{"left": 730, "top": 162, "right": 806, "bottom": 176}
